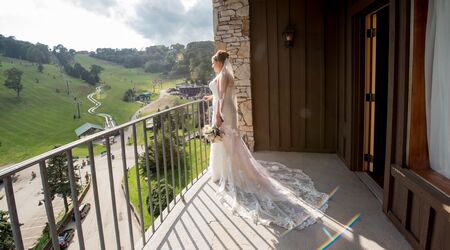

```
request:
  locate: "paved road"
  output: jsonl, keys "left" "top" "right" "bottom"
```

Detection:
{"left": 66, "top": 135, "right": 143, "bottom": 250}
{"left": 0, "top": 166, "right": 65, "bottom": 248}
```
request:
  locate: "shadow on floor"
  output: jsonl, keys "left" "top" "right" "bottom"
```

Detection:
{"left": 142, "top": 152, "right": 411, "bottom": 250}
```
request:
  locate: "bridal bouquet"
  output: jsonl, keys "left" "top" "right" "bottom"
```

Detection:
{"left": 202, "top": 124, "right": 225, "bottom": 143}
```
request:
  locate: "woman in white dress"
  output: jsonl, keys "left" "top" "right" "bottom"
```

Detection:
{"left": 202, "top": 50, "right": 329, "bottom": 231}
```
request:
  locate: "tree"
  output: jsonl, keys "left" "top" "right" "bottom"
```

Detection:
{"left": 122, "top": 88, "right": 136, "bottom": 102}
{"left": 0, "top": 210, "right": 14, "bottom": 250}
{"left": 4, "top": 67, "right": 23, "bottom": 97}
{"left": 89, "top": 64, "right": 104, "bottom": 83}
{"left": 37, "top": 63, "right": 43, "bottom": 73}
{"left": 46, "top": 147, "right": 80, "bottom": 213}
{"left": 184, "top": 41, "right": 214, "bottom": 84}
{"left": 146, "top": 180, "right": 174, "bottom": 217}
{"left": 138, "top": 111, "right": 184, "bottom": 178}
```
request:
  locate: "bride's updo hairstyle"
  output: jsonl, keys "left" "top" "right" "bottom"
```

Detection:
{"left": 212, "top": 50, "right": 233, "bottom": 84}
{"left": 212, "top": 50, "right": 229, "bottom": 64}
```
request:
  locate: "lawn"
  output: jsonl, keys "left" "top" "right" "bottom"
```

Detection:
{"left": 0, "top": 56, "right": 104, "bottom": 165}
{"left": 0, "top": 54, "right": 183, "bottom": 166}
{"left": 74, "top": 54, "right": 181, "bottom": 124}
{"left": 127, "top": 136, "right": 210, "bottom": 230}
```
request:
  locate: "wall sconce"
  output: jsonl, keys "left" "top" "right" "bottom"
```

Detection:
{"left": 282, "top": 26, "right": 295, "bottom": 48}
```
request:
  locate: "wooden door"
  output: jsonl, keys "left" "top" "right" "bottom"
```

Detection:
{"left": 363, "top": 12, "right": 377, "bottom": 172}
{"left": 362, "top": 5, "right": 389, "bottom": 186}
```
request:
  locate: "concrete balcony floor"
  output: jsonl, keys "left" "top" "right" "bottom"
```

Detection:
{"left": 140, "top": 152, "right": 411, "bottom": 250}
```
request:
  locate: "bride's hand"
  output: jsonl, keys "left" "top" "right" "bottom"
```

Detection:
{"left": 202, "top": 95, "right": 212, "bottom": 102}
{"left": 216, "top": 115, "right": 222, "bottom": 127}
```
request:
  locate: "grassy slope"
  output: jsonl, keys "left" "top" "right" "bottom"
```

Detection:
{"left": 74, "top": 54, "right": 181, "bottom": 124}
{"left": 0, "top": 54, "right": 182, "bottom": 166}
{"left": 0, "top": 56, "right": 104, "bottom": 165}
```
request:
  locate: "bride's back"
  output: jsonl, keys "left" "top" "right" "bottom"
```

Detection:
{"left": 220, "top": 71, "right": 238, "bottom": 130}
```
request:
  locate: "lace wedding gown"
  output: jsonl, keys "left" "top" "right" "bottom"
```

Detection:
{"left": 208, "top": 73, "right": 329, "bottom": 231}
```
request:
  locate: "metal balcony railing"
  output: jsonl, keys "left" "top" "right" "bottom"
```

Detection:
{"left": 0, "top": 99, "right": 211, "bottom": 250}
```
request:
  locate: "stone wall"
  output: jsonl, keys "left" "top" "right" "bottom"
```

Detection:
{"left": 212, "top": 0, "right": 254, "bottom": 151}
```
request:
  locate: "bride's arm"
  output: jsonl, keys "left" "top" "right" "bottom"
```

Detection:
{"left": 216, "top": 73, "right": 228, "bottom": 127}
{"left": 202, "top": 95, "right": 213, "bottom": 102}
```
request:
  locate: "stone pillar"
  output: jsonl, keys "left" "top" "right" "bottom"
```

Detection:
{"left": 212, "top": 0, "right": 254, "bottom": 151}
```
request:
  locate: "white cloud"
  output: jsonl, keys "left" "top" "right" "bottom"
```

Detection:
{"left": 129, "top": 0, "right": 213, "bottom": 46}
{"left": 0, "top": 0, "right": 213, "bottom": 51}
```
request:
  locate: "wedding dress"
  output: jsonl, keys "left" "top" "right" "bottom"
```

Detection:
{"left": 207, "top": 59, "right": 329, "bottom": 231}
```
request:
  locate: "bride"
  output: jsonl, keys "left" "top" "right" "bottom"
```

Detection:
{"left": 202, "top": 50, "right": 329, "bottom": 231}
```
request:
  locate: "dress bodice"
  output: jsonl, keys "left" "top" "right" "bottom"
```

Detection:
{"left": 208, "top": 74, "right": 238, "bottom": 129}
{"left": 208, "top": 77, "right": 219, "bottom": 107}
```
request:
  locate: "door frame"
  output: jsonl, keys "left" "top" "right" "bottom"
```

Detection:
{"left": 350, "top": 1, "right": 390, "bottom": 173}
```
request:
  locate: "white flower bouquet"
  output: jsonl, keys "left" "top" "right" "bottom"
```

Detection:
{"left": 202, "top": 124, "right": 225, "bottom": 143}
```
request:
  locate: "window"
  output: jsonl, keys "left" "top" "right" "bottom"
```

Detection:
{"left": 424, "top": 0, "right": 450, "bottom": 179}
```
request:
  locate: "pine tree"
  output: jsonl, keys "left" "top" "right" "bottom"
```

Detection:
{"left": 138, "top": 111, "right": 184, "bottom": 178}
{"left": 46, "top": 147, "right": 80, "bottom": 213}
{"left": 146, "top": 180, "right": 174, "bottom": 217}
{"left": 0, "top": 210, "right": 13, "bottom": 250}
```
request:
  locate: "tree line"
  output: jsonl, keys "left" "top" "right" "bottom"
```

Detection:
{"left": 0, "top": 35, "right": 104, "bottom": 87}
{"left": 0, "top": 35, "right": 51, "bottom": 64}
{"left": 53, "top": 44, "right": 103, "bottom": 85}
{"left": 92, "top": 41, "right": 214, "bottom": 84}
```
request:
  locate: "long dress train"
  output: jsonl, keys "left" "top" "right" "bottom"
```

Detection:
{"left": 207, "top": 74, "right": 329, "bottom": 231}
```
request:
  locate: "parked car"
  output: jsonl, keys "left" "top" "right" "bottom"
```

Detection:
{"left": 72, "top": 203, "right": 91, "bottom": 221}
{"left": 58, "top": 228, "right": 75, "bottom": 248}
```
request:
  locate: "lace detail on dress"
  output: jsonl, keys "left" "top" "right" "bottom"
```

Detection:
{"left": 213, "top": 160, "right": 328, "bottom": 230}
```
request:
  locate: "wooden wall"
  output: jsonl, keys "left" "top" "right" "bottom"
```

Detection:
{"left": 250, "top": 0, "right": 338, "bottom": 152}
{"left": 250, "top": 0, "right": 450, "bottom": 247}
{"left": 382, "top": 0, "right": 450, "bottom": 249}
{"left": 332, "top": 0, "right": 450, "bottom": 248}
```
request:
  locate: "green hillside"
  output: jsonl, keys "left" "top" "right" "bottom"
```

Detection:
{"left": 74, "top": 54, "right": 179, "bottom": 124}
{"left": 0, "top": 54, "right": 180, "bottom": 166}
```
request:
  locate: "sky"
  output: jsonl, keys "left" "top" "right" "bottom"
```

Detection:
{"left": 0, "top": 0, "right": 213, "bottom": 51}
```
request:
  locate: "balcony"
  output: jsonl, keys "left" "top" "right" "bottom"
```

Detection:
{"left": 136, "top": 152, "right": 411, "bottom": 250}
{"left": 0, "top": 100, "right": 410, "bottom": 250}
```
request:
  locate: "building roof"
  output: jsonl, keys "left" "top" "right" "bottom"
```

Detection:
{"left": 75, "top": 122, "right": 103, "bottom": 137}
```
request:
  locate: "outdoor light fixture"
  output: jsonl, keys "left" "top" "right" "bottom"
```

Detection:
{"left": 282, "top": 26, "right": 295, "bottom": 48}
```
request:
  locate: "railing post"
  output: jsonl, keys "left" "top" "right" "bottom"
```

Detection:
{"left": 186, "top": 105, "right": 193, "bottom": 186}
{"left": 192, "top": 103, "right": 198, "bottom": 180}
{"left": 160, "top": 113, "right": 170, "bottom": 212}
{"left": 38, "top": 161, "right": 60, "bottom": 250}
{"left": 167, "top": 111, "right": 177, "bottom": 204}
{"left": 203, "top": 101, "right": 210, "bottom": 168}
{"left": 132, "top": 124, "right": 146, "bottom": 246}
{"left": 197, "top": 102, "right": 204, "bottom": 176}
{"left": 87, "top": 142, "right": 106, "bottom": 250}
{"left": 143, "top": 121, "right": 156, "bottom": 234}
{"left": 67, "top": 150, "right": 85, "bottom": 250}
{"left": 153, "top": 116, "right": 163, "bottom": 221}
{"left": 180, "top": 108, "right": 188, "bottom": 198}
{"left": 4, "top": 176, "right": 24, "bottom": 250}
{"left": 120, "top": 128, "right": 135, "bottom": 250}
{"left": 174, "top": 110, "right": 182, "bottom": 199}
{"left": 104, "top": 137, "right": 121, "bottom": 249}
